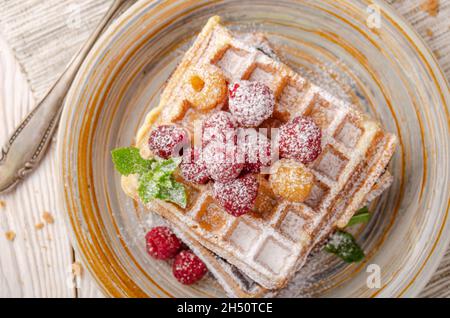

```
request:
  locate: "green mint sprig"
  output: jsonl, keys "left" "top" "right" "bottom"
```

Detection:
{"left": 111, "top": 147, "right": 187, "bottom": 208}
{"left": 346, "top": 206, "right": 371, "bottom": 227}
{"left": 111, "top": 147, "right": 154, "bottom": 175}
{"left": 324, "top": 230, "right": 365, "bottom": 263}
{"left": 324, "top": 207, "right": 371, "bottom": 263}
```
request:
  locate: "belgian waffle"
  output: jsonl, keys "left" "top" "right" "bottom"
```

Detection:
{"left": 153, "top": 176, "right": 391, "bottom": 298}
{"left": 127, "top": 169, "right": 392, "bottom": 298}
{"left": 122, "top": 16, "right": 397, "bottom": 290}
{"left": 167, "top": 32, "right": 394, "bottom": 298}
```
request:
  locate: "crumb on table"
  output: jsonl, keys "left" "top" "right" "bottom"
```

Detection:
{"left": 35, "top": 223, "right": 45, "bottom": 230}
{"left": 5, "top": 231, "right": 16, "bottom": 241}
{"left": 0, "top": 200, "right": 5, "bottom": 208}
{"left": 43, "top": 211, "right": 54, "bottom": 224}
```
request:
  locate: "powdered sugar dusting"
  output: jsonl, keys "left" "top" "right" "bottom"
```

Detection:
{"left": 228, "top": 221, "right": 260, "bottom": 252}
{"left": 255, "top": 237, "right": 290, "bottom": 274}
{"left": 270, "top": 159, "right": 314, "bottom": 203}
{"left": 198, "top": 202, "right": 227, "bottom": 232}
{"left": 238, "top": 129, "right": 272, "bottom": 173}
{"left": 335, "top": 120, "right": 362, "bottom": 149}
{"left": 276, "top": 251, "right": 335, "bottom": 298}
{"left": 314, "top": 146, "right": 349, "bottom": 181}
{"left": 145, "top": 226, "right": 182, "bottom": 260}
{"left": 213, "top": 174, "right": 259, "bottom": 217}
{"left": 279, "top": 116, "right": 322, "bottom": 164}
{"left": 202, "top": 111, "right": 237, "bottom": 146}
{"left": 279, "top": 210, "right": 306, "bottom": 242}
{"left": 216, "top": 48, "right": 250, "bottom": 81}
{"left": 185, "top": 66, "right": 227, "bottom": 111}
{"left": 148, "top": 124, "right": 188, "bottom": 159}
{"left": 173, "top": 250, "right": 208, "bottom": 285}
{"left": 203, "top": 141, "right": 244, "bottom": 183}
{"left": 179, "top": 147, "right": 210, "bottom": 184}
{"left": 229, "top": 81, "right": 275, "bottom": 127}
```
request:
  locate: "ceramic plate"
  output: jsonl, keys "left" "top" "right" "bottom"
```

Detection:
{"left": 58, "top": 0, "right": 450, "bottom": 297}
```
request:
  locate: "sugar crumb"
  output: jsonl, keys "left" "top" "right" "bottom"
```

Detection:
{"left": 5, "top": 231, "right": 16, "bottom": 241}
{"left": 35, "top": 223, "right": 45, "bottom": 230}
{"left": 43, "top": 211, "right": 54, "bottom": 224}
{"left": 0, "top": 200, "right": 5, "bottom": 208}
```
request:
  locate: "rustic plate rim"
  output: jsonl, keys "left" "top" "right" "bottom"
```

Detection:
{"left": 57, "top": 0, "right": 450, "bottom": 298}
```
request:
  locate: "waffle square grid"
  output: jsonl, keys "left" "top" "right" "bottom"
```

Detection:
{"left": 124, "top": 16, "right": 397, "bottom": 290}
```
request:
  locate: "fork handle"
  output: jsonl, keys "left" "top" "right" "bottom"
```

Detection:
{"left": 0, "top": 0, "right": 127, "bottom": 194}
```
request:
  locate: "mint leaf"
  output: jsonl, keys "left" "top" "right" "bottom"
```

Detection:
{"left": 138, "top": 171, "right": 159, "bottom": 203}
{"left": 168, "top": 182, "right": 187, "bottom": 208}
{"left": 156, "top": 176, "right": 187, "bottom": 208}
{"left": 111, "top": 147, "right": 153, "bottom": 176}
{"left": 112, "top": 146, "right": 186, "bottom": 208}
{"left": 152, "top": 157, "right": 181, "bottom": 179}
{"left": 325, "top": 230, "right": 365, "bottom": 263}
{"left": 135, "top": 158, "right": 186, "bottom": 208}
{"left": 346, "top": 206, "right": 371, "bottom": 227}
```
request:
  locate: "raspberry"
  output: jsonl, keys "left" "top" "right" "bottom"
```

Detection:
{"left": 238, "top": 130, "right": 272, "bottom": 173}
{"left": 145, "top": 226, "right": 182, "bottom": 260}
{"left": 179, "top": 147, "right": 210, "bottom": 184}
{"left": 229, "top": 82, "right": 240, "bottom": 98}
{"left": 228, "top": 81, "right": 275, "bottom": 127}
{"left": 148, "top": 125, "right": 188, "bottom": 159}
{"left": 172, "top": 250, "right": 208, "bottom": 285}
{"left": 279, "top": 116, "right": 322, "bottom": 164}
{"left": 203, "top": 141, "right": 244, "bottom": 183}
{"left": 202, "top": 111, "right": 237, "bottom": 146}
{"left": 213, "top": 174, "right": 259, "bottom": 217}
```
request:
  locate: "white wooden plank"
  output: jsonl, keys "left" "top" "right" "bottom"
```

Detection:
{"left": 0, "top": 0, "right": 114, "bottom": 101}
{"left": 0, "top": 35, "right": 76, "bottom": 297}
{"left": 0, "top": 0, "right": 111, "bottom": 298}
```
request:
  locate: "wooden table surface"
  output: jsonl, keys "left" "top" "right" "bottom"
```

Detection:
{"left": 0, "top": 0, "right": 449, "bottom": 298}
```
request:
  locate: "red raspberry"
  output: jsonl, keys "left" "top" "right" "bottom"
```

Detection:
{"left": 179, "top": 147, "right": 210, "bottom": 184}
{"left": 213, "top": 174, "right": 259, "bottom": 217}
{"left": 228, "top": 81, "right": 275, "bottom": 127}
{"left": 238, "top": 130, "right": 272, "bottom": 173}
{"left": 172, "top": 250, "right": 207, "bottom": 285}
{"left": 148, "top": 125, "right": 188, "bottom": 159}
{"left": 145, "top": 226, "right": 182, "bottom": 260}
{"left": 202, "top": 111, "right": 237, "bottom": 146}
{"left": 229, "top": 82, "right": 240, "bottom": 98}
{"left": 279, "top": 116, "right": 322, "bottom": 164}
{"left": 203, "top": 141, "right": 244, "bottom": 183}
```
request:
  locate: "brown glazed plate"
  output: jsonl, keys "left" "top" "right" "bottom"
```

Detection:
{"left": 58, "top": 0, "right": 450, "bottom": 297}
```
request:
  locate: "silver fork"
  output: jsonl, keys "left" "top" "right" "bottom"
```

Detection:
{"left": 0, "top": 0, "right": 128, "bottom": 194}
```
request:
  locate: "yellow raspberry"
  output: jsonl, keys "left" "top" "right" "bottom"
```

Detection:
{"left": 269, "top": 159, "right": 313, "bottom": 202}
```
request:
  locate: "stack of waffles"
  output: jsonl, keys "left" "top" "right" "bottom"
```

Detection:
{"left": 121, "top": 16, "right": 397, "bottom": 297}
